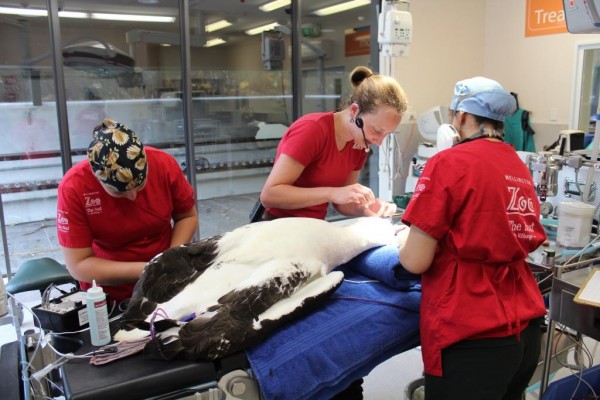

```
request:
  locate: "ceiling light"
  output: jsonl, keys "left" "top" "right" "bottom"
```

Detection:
{"left": 91, "top": 13, "right": 175, "bottom": 23}
{"left": 0, "top": 6, "right": 48, "bottom": 17}
{"left": 58, "top": 11, "right": 89, "bottom": 19}
{"left": 0, "top": 6, "right": 174, "bottom": 22}
{"left": 205, "top": 19, "right": 232, "bottom": 32}
{"left": 205, "top": 38, "right": 226, "bottom": 47}
{"left": 259, "top": 0, "right": 291, "bottom": 12}
{"left": 313, "top": 0, "right": 370, "bottom": 16}
{"left": 245, "top": 22, "right": 279, "bottom": 36}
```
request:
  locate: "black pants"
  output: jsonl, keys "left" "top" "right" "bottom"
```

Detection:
{"left": 425, "top": 317, "right": 543, "bottom": 400}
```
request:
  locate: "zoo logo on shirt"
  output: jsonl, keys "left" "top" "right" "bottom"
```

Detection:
{"left": 56, "top": 210, "right": 69, "bottom": 233}
{"left": 85, "top": 194, "right": 103, "bottom": 215}
{"left": 506, "top": 185, "right": 536, "bottom": 217}
{"left": 412, "top": 177, "right": 430, "bottom": 200}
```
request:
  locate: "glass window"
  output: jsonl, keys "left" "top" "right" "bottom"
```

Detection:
{"left": 0, "top": 0, "right": 372, "bottom": 279}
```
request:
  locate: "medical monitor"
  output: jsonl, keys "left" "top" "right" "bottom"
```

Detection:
{"left": 563, "top": 0, "right": 600, "bottom": 33}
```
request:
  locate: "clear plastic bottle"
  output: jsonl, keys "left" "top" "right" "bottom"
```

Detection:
{"left": 0, "top": 276, "right": 7, "bottom": 317}
{"left": 86, "top": 280, "right": 110, "bottom": 346}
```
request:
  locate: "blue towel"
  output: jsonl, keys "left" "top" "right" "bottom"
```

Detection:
{"left": 246, "top": 267, "right": 421, "bottom": 400}
{"left": 338, "top": 245, "right": 421, "bottom": 290}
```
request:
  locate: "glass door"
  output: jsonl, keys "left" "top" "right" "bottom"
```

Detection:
{"left": 572, "top": 41, "right": 600, "bottom": 134}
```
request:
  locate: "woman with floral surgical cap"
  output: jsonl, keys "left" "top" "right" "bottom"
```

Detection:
{"left": 398, "top": 77, "right": 546, "bottom": 400}
{"left": 57, "top": 118, "right": 198, "bottom": 303}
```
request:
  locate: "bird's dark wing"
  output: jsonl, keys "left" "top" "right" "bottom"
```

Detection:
{"left": 120, "top": 235, "right": 222, "bottom": 324}
{"left": 142, "top": 236, "right": 222, "bottom": 301}
{"left": 178, "top": 269, "right": 344, "bottom": 360}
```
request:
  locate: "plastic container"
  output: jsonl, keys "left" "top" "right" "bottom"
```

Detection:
{"left": 86, "top": 280, "right": 110, "bottom": 346}
{"left": 0, "top": 276, "right": 7, "bottom": 317}
{"left": 556, "top": 201, "right": 595, "bottom": 248}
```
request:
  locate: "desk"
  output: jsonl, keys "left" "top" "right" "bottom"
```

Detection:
{"left": 540, "top": 264, "right": 600, "bottom": 397}
{"left": 549, "top": 269, "right": 600, "bottom": 342}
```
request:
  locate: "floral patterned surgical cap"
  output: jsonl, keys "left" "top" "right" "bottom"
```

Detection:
{"left": 87, "top": 118, "right": 147, "bottom": 192}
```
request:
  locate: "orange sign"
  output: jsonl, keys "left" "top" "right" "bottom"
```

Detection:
{"left": 526, "top": 0, "right": 567, "bottom": 37}
{"left": 345, "top": 28, "right": 371, "bottom": 57}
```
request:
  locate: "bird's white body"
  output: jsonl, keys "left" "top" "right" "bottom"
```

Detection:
{"left": 156, "top": 217, "right": 394, "bottom": 318}
{"left": 114, "top": 217, "right": 397, "bottom": 358}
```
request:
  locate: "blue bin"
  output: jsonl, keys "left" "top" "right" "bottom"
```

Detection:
{"left": 542, "top": 364, "right": 600, "bottom": 399}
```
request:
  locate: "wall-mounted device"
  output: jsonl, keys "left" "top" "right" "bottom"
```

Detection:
{"left": 377, "top": 0, "right": 413, "bottom": 201}
{"left": 378, "top": 0, "right": 412, "bottom": 57}
{"left": 562, "top": 0, "right": 600, "bottom": 33}
{"left": 262, "top": 31, "right": 285, "bottom": 71}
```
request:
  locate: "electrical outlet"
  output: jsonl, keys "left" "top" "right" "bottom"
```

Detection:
{"left": 403, "top": 111, "right": 416, "bottom": 123}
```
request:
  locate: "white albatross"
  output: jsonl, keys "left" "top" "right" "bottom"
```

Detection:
{"left": 113, "top": 217, "right": 397, "bottom": 360}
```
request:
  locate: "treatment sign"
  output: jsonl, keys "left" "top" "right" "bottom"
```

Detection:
{"left": 526, "top": 0, "right": 567, "bottom": 37}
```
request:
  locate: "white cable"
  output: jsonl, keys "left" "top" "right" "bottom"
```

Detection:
{"left": 30, "top": 353, "right": 74, "bottom": 381}
{"left": 553, "top": 324, "right": 598, "bottom": 399}
{"left": 343, "top": 279, "right": 379, "bottom": 284}
{"left": 561, "top": 231, "right": 600, "bottom": 268}
{"left": 8, "top": 292, "right": 47, "bottom": 378}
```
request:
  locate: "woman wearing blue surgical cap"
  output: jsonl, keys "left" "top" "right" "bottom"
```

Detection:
{"left": 398, "top": 77, "right": 547, "bottom": 400}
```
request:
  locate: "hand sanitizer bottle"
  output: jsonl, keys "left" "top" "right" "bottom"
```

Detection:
{"left": 86, "top": 280, "right": 110, "bottom": 346}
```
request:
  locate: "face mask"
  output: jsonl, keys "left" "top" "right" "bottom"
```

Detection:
{"left": 436, "top": 123, "right": 460, "bottom": 151}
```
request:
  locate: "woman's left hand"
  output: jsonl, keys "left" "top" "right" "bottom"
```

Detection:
{"left": 395, "top": 224, "right": 410, "bottom": 246}
{"left": 368, "top": 199, "right": 397, "bottom": 217}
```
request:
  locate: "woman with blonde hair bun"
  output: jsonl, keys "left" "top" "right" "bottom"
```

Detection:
{"left": 259, "top": 65, "right": 408, "bottom": 221}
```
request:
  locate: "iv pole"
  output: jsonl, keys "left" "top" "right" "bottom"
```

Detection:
{"left": 377, "top": 0, "right": 412, "bottom": 201}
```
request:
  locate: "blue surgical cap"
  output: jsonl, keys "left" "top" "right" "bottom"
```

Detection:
{"left": 450, "top": 77, "right": 516, "bottom": 121}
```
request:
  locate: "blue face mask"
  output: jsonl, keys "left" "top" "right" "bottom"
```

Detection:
{"left": 436, "top": 123, "right": 460, "bottom": 151}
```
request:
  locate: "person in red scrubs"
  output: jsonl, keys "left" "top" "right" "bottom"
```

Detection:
{"left": 57, "top": 118, "right": 198, "bottom": 303}
{"left": 259, "top": 65, "right": 407, "bottom": 221}
{"left": 398, "top": 77, "right": 547, "bottom": 400}
{"left": 258, "top": 66, "right": 408, "bottom": 399}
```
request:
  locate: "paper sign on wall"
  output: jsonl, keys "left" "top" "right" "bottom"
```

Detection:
{"left": 526, "top": 0, "right": 568, "bottom": 37}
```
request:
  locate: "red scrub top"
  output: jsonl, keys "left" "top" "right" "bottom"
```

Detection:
{"left": 57, "top": 147, "right": 196, "bottom": 302}
{"left": 402, "top": 139, "right": 547, "bottom": 376}
{"left": 266, "top": 112, "right": 367, "bottom": 219}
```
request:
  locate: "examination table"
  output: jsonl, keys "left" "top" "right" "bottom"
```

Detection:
{"left": 40, "top": 245, "right": 422, "bottom": 400}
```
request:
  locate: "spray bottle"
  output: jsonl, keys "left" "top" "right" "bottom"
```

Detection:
{"left": 86, "top": 280, "right": 110, "bottom": 346}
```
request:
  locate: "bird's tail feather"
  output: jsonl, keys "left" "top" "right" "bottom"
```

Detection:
{"left": 113, "top": 319, "right": 180, "bottom": 342}
{"left": 144, "top": 334, "right": 186, "bottom": 361}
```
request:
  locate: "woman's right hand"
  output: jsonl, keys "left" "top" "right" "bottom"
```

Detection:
{"left": 331, "top": 183, "right": 376, "bottom": 209}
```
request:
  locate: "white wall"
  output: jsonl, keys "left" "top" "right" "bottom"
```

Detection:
{"left": 393, "top": 0, "right": 486, "bottom": 116}
{"left": 484, "top": 0, "right": 600, "bottom": 149}
{"left": 385, "top": 0, "right": 600, "bottom": 152}
{"left": 384, "top": 0, "right": 487, "bottom": 195}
